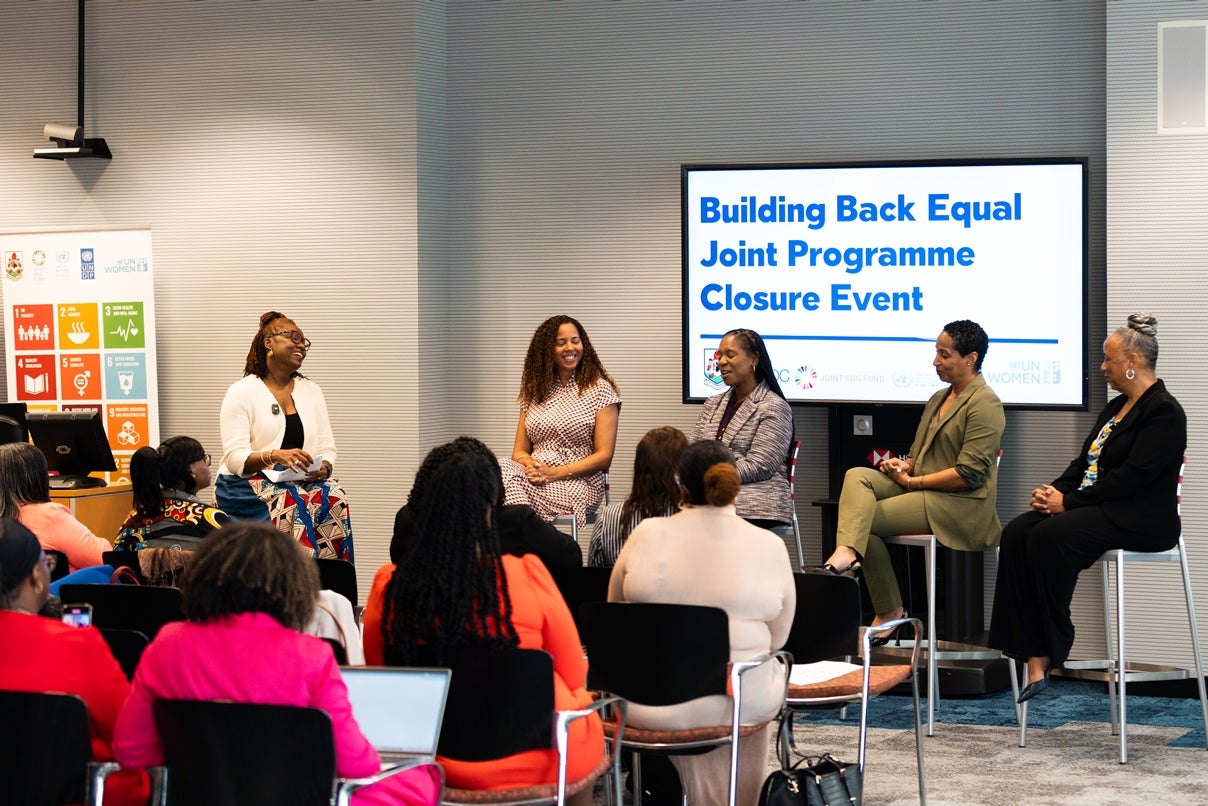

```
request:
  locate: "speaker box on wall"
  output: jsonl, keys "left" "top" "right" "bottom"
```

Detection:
{"left": 1159, "top": 21, "right": 1208, "bottom": 133}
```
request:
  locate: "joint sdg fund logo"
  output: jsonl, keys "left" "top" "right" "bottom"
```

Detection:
{"left": 794, "top": 365, "right": 818, "bottom": 391}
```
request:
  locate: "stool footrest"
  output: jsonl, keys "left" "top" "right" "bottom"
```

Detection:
{"left": 1059, "top": 659, "right": 1194, "bottom": 684}
{"left": 877, "top": 639, "right": 1003, "bottom": 662}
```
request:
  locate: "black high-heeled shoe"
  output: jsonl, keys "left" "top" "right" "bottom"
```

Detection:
{"left": 1017, "top": 664, "right": 1053, "bottom": 704}
{"left": 867, "top": 610, "right": 908, "bottom": 648}
{"left": 807, "top": 561, "right": 862, "bottom": 578}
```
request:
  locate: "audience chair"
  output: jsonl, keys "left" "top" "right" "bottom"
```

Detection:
{"left": 553, "top": 471, "right": 610, "bottom": 562}
{"left": 549, "top": 566, "right": 613, "bottom": 633}
{"left": 429, "top": 646, "right": 623, "bottom": 806}
{"left": 101, "top": 551, "right": 148, "bottom": 584}
{"left": 0, "top": 690, "right": 119, "bottom": 806}
{"left": 47, "top": 549, "right": 70, "bottom": 582}
{"left": 151, "top": 699, "right": 430, "bottom": 806}
{"left": 880, "top": 449, "right": 1007, "bottom": 735}
{"left": 770, "top": 440, "right": 805, "bottom": 569}
{"left": 315, "top": 558, "right": 359, "bottom": 609}
{"left": 99, "top": 627, "right": 150, "bottom": 682}
{"left": 1018, "top": 459, "right": 1208, "bottom": 763}
{"left": 779, "top": 571, "right": 926, "bottom": 804}
{"left": 579, "top": 602, "right": 790, "bottom": 806}
{"left": 58, "top": 583, "right": 184, "bottom": 641}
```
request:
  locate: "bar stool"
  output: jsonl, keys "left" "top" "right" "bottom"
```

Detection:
{"left": 770, "top": 440, "right": 805, "bottom": 569}
{"left": 1017, "top": 461, "right": 1208, "bottom": 762}
{"left": 553, "top": 471, "right": 609, "bottom": 562}
{"left": 880, "top": 450, "right": 1010, "bottom": 735}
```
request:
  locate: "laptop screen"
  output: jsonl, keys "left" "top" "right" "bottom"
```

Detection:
{"left": 339, "top": 666, "right": 451, "bottom": 757}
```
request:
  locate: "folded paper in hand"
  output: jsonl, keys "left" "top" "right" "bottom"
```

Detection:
{"left": 262, "top": 456, "right": 324, "bottom": 483}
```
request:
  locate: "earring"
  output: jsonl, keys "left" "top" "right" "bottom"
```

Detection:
{"left": 1125, "top": 368, "right": 1136, "bottom": 381}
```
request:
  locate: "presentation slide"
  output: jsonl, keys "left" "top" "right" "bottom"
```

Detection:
{"left": 682, "top": 160, "right": 1088, "bottom": 408}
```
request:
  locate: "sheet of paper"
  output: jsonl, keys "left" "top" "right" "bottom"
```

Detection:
{"left": 789, "top": 660, "right": 862, "bottom": 686}
{"left": 262, "top": 455, "right": 323, "bottom": 483}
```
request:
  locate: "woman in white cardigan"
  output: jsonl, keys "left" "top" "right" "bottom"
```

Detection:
{"left": 215, "top": 311, "right": 353, "bottom": 561}
{"left": 608, "top": 439, "right": 795, "bottom": 806}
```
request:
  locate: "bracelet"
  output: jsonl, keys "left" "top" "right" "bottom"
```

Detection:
{"left": 262, "top": 449, "right": 272, "bottom": 466}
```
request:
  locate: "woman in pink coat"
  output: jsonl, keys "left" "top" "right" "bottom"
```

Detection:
{"left": 113, "top": 522, "right": 440, "bottom": 806}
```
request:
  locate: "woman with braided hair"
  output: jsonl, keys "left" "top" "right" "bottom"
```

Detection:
{"left": 215, "top": 311, "right": 353, "bottom": 561}
{"left": 363, "top": 444, "right": 604, "bottom": 803}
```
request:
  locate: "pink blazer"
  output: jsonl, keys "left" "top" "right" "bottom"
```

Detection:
{"left": 113, "top": 612, "right": 438, "bottom": 806}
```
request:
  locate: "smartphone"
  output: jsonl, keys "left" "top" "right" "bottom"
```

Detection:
{"left": 61, "top": 604, "right": 93, "bottom": 628}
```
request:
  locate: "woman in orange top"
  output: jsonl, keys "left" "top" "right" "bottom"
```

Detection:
{"left": 365, "top": 444, "right": 603, "bottom": 803}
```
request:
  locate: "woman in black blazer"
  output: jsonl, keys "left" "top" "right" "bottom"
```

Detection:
{"left": 990, "top": 314, "right": 1186, "bottom": 703}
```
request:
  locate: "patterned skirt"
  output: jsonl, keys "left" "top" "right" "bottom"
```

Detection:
{"left": 215, "top": 473, "right": 354, "bottom": 562}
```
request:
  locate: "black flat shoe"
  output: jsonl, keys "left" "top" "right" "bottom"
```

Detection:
{"left": 1017, "top": 665, "right": 1053, "bottom": 704}
{"left": 868, "top": 610, "right": 907, "bottom": 648}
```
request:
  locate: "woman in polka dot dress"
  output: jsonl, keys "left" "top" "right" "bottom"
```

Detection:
{"left": 502, "top": 315, "right": 621, "bottom": 530}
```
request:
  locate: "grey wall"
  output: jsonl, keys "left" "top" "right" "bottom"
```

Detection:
{"left": 18, "top": 1, "right": 1198, "bottom": 671}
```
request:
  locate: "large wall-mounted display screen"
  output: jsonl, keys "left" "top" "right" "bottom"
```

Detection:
{"left": 682, "top": 159, "right": 1088, "bottom": 409}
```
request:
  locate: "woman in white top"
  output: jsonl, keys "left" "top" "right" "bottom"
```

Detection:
{"left": 215, "top": 311, "right": 353, "bottom": 562}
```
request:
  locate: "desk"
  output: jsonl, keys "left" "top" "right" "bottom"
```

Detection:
{"left": 50, "top": 484, "right": 131, "bottom": 542}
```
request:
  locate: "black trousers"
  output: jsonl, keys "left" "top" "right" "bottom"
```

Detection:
{"left": 988, "top": 506, "right": 1176, "bottom": 667}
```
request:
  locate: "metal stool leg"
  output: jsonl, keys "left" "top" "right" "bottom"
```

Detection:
{"left": 1177, "top": 537, "right": 1208, "bottom": 751}
{"left": 924, "top": 536, "right": 938, "bottom": 736}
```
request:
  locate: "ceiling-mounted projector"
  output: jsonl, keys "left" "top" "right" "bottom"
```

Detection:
{"left": 34, "top": 122, "right": 111, "bottom": 160}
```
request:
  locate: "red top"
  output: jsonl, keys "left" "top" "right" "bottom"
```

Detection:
{"left": 0, "top": 610, "right": 149, "bottom": 806}
{"left": 363, "top": 554, "right": 604, "bottom": 790}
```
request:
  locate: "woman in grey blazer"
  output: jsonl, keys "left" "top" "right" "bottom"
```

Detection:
{"left": 690, "top": 329, "right": 794, "bottom": 527}
{"left": 822, "top": 320, "right": 1005, "bottom": 630}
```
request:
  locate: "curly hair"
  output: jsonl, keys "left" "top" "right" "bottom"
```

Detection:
{"left": 943, "top": 320, "right": 989, "bottom": 372}
{"left": 679, "top": 440, "right": 740, "bottom": 507}
{"left": 130, "top": 436, "right": 207, "bottom": 517}
{"left": 0, "top": 442, "right": 51, "bottom": 518}
{"left": 617, "top": 426, "right": 687, "bottom": 544}
{"left": 517, "top": 315, "right": 618, "bottom": 407}
{"left": 179, "top": 521, "right": 319, "bottom": 631}
{"left": 243, "top": 310, "right": 307, "bottom": 379}
{"left": 383, "top": 450, "right": 519, "bottom": 665}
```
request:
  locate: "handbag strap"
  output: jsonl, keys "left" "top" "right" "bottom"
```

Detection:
{"left": 109, "top": 566, "right": 141, "bottom": 585}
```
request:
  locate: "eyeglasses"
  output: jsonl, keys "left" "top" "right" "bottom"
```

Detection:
{"left": 40, "top": 552, "right": 57, "bottom": 573}
{"left": 269, "top": 329, "right": 312, "bottom": 350}
{"left": 195, "top": 454, "right": 211, "bottom": 466}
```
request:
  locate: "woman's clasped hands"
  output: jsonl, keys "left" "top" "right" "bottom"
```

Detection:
{"left": 880, "top": 456, "right": 915, "bottom": 489}
{"left": 1029, "top": 484, "right": 1065, "bottom": 516}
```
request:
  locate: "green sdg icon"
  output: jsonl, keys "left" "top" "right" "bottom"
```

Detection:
{"left": 102, "top": 302, "right": 146, "bottom": 349}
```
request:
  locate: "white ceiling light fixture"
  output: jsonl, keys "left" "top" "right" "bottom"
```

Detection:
{"left": 34, "top": 0, "right": 112, "bottom": 160}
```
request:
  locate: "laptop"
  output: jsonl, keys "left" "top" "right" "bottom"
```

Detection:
{"left": 340, "top": 666, "right": 451, "bottom": 762}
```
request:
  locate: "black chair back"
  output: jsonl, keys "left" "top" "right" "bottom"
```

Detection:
{"left": 550, "top": 566, "right": 613, "bottom": 631}
{"left": 783, "top": 571, "right": 861, "bottom": 665}
{"left": 154, "top": 699, "right": 337, "bottom": 806}
{"left": 321, "top": 637, "right": 348, "bottom": 665}
{"left": 0, "top": 690, "right": 90, "bottom": 806}
{"left": 58, "top": 583, "right": 184, "bottom": 640}
{"left": 315, "top": 558, "right": 358, "bottom": 608}
{"left": 435, "top": 647, "right": 555, "bottom": 761}
{"left": 99, "top": 628, "right": 150, "bottom": 682}
{"left": 45, "top": 550, "right": 70, "bottom": 582}
{"left": 579, "top": 602, "right": 730, "bottom": 705}
{"left": 101, "top": 551, "right": 147, "bottom": 584}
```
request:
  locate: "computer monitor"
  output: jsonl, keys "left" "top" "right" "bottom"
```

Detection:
{"left": 26, "top": 410, "right": 117, "bottom": 489}
{"left": 0, "top": 402, "right": 28, "bottom": 445}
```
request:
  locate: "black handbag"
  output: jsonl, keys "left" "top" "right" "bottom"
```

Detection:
{"left": 758, "top": 753, "right": 863, "bottom": 806}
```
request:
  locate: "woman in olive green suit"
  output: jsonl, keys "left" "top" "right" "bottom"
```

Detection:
{"left": 822, "top": 320, "right": 1005, "bottom": 628}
